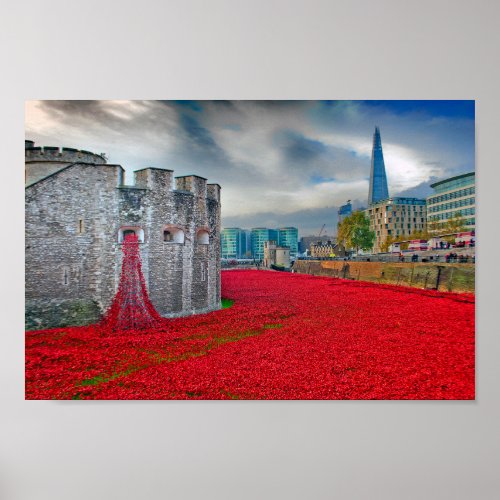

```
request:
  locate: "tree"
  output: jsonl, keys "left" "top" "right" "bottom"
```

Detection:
{"left": 428, "top": 211, "right": 467, "bottom": 240}
{"left": 444, "top": 211, "right": 467, "bottom": 234}
{"left": 381, "top": 234, "right": 397, "bottom": 253}
{"left": 337, "top": 211, "right": 375, "bottom": 253}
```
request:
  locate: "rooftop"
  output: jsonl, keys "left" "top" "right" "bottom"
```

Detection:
{"left": 430, "top": 171, "right": 475, "bottom": 189}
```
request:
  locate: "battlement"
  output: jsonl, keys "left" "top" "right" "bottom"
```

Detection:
{"left": 125, "top": 169, "right": 220, "bottom": 202}
{"left": 134, "top": 168, "right": 174, "bottom": 190}
{"left": 207, "top": 183, "right": 221, "bottom": 202}
{"left": 175, "top": 175, "right": 207, "bottom": 198}
{"left": 25, "top": 140, "right": 107, "bottom": 165}
{"left": 25, "top": 141, "right": 220, "bottom": 204}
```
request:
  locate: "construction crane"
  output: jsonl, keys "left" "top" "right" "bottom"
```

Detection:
{"left": 318, "top": 224, "right": 326, "bottom": 238}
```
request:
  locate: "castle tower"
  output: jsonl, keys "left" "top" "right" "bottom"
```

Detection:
{"left": 368, "top": 127, "right": 389, "bottom": 205}
{"left": 25, "top": 140, "right": 107, "bottom": 186}
{"left": 25, "top": 141, "right": 221, "bottom": 330}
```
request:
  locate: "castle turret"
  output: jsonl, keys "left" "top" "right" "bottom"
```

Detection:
{"left": 25, "top": 141, "right": 107, "bottom": 186}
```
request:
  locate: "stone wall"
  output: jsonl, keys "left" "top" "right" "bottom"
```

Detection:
{"left": 25, "top": 161, "right": 221, "bottom": 330}
{"left": 25, "top": 163, "right": 122, "bottom": 329}
{"left": 293, "top": 260, "right": 475, "bottom": 293}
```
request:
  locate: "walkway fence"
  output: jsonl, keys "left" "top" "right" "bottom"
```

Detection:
{"left": 293, "top": 260, "right": 475, "bottom": 293}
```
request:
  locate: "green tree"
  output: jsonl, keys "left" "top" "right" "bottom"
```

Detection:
{"left": 428, "top": 212, "right": 467, "bottom": 240}
{"left": 381, "top": 234, "right": 397, "bottom": 253}
{"left": 444, "top": 211, "right": 467, "bottom": 233}
{"left": 337, "top": 211, "right": 375, "bottom": 253}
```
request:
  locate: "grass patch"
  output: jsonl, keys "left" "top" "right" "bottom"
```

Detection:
{"left": 220, "top": 389, "right": 240, "bottom": 400}
{"left": 221, "top": 298, "right": 234, "bottom": 309}
{"left": 186, "top": 391, "right": 203, "bottom": 398}
{"left": 79, "top": 366, "right": 139, "bottom": 387}
{"left": 263, "top": 323, "right": 283, "bottom": 329}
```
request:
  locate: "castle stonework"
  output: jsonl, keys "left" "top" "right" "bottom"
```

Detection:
{"left": 25, "top": 141, "right": 221, "bottom": 330}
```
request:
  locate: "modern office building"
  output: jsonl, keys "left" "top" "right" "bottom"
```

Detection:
{"left": 426, "top": 172, "right": 475, "bottom": 233}
{"left": 241, "top": 229, "right": 253, "bottom": 257}
{"left": 220, "top": 227, "right": 252, "bottom": 259}
{"left": 251, "top": 228, "right": 278, "bottom": 261}
{"left": 366, "top": 197, "right": 427, "bottom": 253}
{"left": 277, "top": 227, "right": 299, "bottom": 259}
{"left": 220, "top": 227, "right": 242, "bottom": 259}
{"left": 368, "top": 127, "right": 389, "bottom": 205}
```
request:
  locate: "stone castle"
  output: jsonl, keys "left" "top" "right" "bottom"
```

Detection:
{"left": 25, "top": 140, "right": 221, "bottom": 330}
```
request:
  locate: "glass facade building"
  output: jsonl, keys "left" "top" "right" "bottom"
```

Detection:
{"left": 368, "top": 127, "right": 389, "bottom": 205}
{"left": 426, "top": 172, "right": 475, "bottom": 232}
{"left": 251, "top": 228, "right": 278, "bottom": 261}
{"left": 277, "top": 227, "right": 299, "bottom": 259}
{"left": 224, "top": 227, "right": 299, "bottom": 261}
{"left": 241, "top": 229, "right": 252, "bottom": 257}
{"left": 221, "top": 228, "right": 240, "bottom": 259}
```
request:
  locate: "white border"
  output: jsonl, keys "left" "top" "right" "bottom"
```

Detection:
{"left": 1, "top": 1, "right": 499, "bottom": 499}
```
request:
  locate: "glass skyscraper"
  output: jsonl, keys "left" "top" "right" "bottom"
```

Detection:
{"left": 368, "top": 127, "right": 389, "bottom": 205}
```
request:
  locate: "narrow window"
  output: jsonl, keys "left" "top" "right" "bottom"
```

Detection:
{"left": 63, "top": 267, "right": 69, "bottom": 285}
{"left": 78, "top": 219, "right": 84, "bottom": 234}
{"left": 201, "top": 263, "right": 206, "bottom": 282}
{"left": 163, "top": 230, "right": 173, "bottom": 242}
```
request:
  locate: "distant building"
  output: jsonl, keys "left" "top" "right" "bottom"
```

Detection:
{"left": 221, "top": 228, "right": 245, "bottom": 259}
{"left": 299, "top": 235, "right": 335, "bottom": 254}
{"left": 241, "top": 229, "right": 253, "bottom": 257}
{"left": 368, "top": 127, "right": 389, "bottom": 205}
{"left": 249, "top": 226, "right": 298, "bottom": 260}
{"left": 263, "top": 241, "right": 290, "bottom": 268}
{"left": 310, "top": 240, "right": 338, "bottom": 258}
{"left": 426, "top": 172, "right": 475, "bottom": 233}
{"left": 277, "top": 227, "right": 298, "bottom": 259}
{"left": 337, "top": 200, "right": 352, "bottom": 225}
{"left": 366, "top": 197, "right": 427, "bottom": 253}
{"left": 251, "top": 228, "right": 278, "bottom": 261}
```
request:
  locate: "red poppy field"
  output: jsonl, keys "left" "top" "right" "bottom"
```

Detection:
{"left": 25, "top": 270, "right": 475, "bottom": 400}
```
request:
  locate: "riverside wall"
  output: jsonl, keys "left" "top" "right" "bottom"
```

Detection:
{"left": 293, "top": 260, "right": 475, "bottom": 293}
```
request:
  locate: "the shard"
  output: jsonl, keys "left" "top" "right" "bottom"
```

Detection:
{"left": 368, "top": 126, "right": 389, "bottom": 204}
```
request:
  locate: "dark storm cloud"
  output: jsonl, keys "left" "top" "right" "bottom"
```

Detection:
{"left": 172, "top": 100, "right": 204, "bottom": 112}
{"left": 38, "top": 100, "right": 120, "bottom": 129}
{"left": 279, "top": 131, "right": 328, "bottom": 162}
{"left": 179, "top": 114, "right": 218, "bottom": 149}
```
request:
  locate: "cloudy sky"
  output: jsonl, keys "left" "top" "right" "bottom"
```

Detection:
{"left": 25, "top": 100, "right": 475, "bottom": 236}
